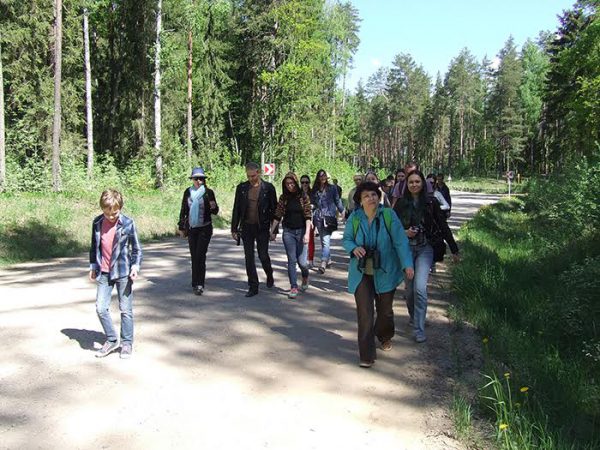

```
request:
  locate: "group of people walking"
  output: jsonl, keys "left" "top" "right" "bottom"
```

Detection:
{"left": 89, "top": 162, "right": 459, "bottom": 367}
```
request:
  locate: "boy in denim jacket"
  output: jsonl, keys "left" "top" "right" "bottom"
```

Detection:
{"left": 89, "top": 189, "right": 142, "bottom": 359}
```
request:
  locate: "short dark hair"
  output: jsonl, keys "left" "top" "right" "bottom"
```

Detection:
{"left": 245, "top": 162, "right": 260, "bottom": 171}
{"left": 353, "top": 181, "right": 381, "bottom": 206}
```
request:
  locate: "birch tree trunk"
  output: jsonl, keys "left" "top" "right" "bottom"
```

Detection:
{"left": 186, "top": 27, "right": 193, "bottom": 161}
{"left": 52, "top": 0, "right": 63, "bottom": 192}
{"left": 154, "top": 0, "right": 163, "bottom": 188}
{"left": 83, "top": 8, "right": 94, "bottom": 177}
{"left": 0, "top": 39, "right": 6, "bottom": 192}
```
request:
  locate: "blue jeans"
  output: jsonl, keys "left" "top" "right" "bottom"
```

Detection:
{"left": 95, "top": 273, "right": 134, "bottom": 344}
{"left": 282, "top": 227, "right": 309, "bottom": 288}
{"left": 315, "top": 223, "right": 332, "bottom": 263}
{"left": 405, "top": 244, "right": 433, "bottom": 338}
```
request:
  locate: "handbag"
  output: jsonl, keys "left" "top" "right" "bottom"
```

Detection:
{"left": 324, "top": 216, "right": 338, "bottom": 232}
{"left": 428, "top": 205, "right": 446, "bottom": 262}
{"left": 431, "top": 237, "right": 446, "bottom": 262}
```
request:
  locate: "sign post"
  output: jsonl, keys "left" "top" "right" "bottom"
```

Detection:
{"left": 263, "top": 163, "right": 275, "bottom": 183}
{"left": 506, "top": 170, "right": 514, "bottom": 198}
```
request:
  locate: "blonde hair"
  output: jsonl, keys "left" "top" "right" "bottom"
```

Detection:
{"left": 99, "top": 189, "right": 124, "bottom": 210}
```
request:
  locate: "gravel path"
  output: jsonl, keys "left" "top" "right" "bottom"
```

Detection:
{"left": 0, "top": 192, "right": 501, "bottom": 450}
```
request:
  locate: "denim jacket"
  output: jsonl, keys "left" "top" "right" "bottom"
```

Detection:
{"left": 311, "top": 184, "right": 344, "bottom": 223}
{"left": 342, "top": 206, "right": 413, "bottom": 294}
{"left": 89, "top": 213, "right": 143, "bottom": 280}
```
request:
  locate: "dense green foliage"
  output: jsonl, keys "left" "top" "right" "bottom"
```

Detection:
{"left": 0, "top": 1, "right": 597, "bottom": 192}
{"left": 453, "top": 153, "right": 600, "bottom": 447}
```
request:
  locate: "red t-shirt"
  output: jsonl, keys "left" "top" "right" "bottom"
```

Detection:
{"left": 100, "top": 218, "right": 118, "bottom": 273}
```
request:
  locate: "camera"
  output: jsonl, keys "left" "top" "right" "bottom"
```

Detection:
{"left": 409, "top": 225, "right": 426, "bottom": 246}
{"left": 358, "top": 248, "right": 381, "bottom": 271}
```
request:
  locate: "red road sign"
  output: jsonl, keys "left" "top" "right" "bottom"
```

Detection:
{"left": 263, "top": 163, "right": 275, "bottom": 176}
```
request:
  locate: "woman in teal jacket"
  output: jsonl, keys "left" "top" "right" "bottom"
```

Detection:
{"left": 342, "top": 182, "right": 414, "bottom": 368}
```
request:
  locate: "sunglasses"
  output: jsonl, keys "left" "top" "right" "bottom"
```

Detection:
{"left": 192, "top": 177, "right": 205, "bottom": 181}
{"left": 301, "top": 181, "right": 310, "bottom": 184}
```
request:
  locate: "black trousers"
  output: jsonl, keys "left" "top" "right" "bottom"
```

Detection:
{"left": 354, "top": 275, "right": 395, "bottom": 362}
{"left": 241, "top": 224, "right": 273, "bottom": 290}
{"left": 188, "top": 224, "right": 213, "bottom": 287}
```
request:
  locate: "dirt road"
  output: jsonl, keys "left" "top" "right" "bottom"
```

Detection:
{"left": 0, "top": 192, "right": 501, "bottom": 450}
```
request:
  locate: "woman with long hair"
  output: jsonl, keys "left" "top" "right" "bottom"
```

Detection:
{"left": 342, "top": 181, "right": 414, "bottom": 367}
{"left": 394, "top": 170, "right": 459, "bottom": 342}
{"left": 270, "top": 173, "right": 312, "bottom": 299}
{"left": 299, "top": 174, "right": 316, "bottom": 268}
{"left": 310, "top": 169, "right": 344, "bottom": 274}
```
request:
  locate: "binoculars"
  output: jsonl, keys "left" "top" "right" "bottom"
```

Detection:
{"left": 357, "top": 248, "right": 381, "bottom": 271}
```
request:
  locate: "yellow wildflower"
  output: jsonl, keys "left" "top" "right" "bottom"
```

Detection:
{"left": 499, "top": 423, "right": 509, "bottom": 431}
{"left": 520, "top": 386, "right": 529, "bottom": 393}
{"left": 504, "top": 372, "right": 510, "bottom": 379}
{"left": 482, "top": 337, "right": 489, "bottom": 344}
{"left": 515, "top": 402, "right": 521, "bottom": 408}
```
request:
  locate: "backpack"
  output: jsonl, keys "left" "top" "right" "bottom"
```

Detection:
{"left": 352, "top": 208, "right": 394, "bottom": 242}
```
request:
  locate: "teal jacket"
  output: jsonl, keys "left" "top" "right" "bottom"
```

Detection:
{"left": 342, "top": 206, "right": 413, "bottom": 294}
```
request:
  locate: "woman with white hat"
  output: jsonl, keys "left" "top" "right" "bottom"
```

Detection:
{"left": 178, "top": 167, "right": 219, "bottom": 295}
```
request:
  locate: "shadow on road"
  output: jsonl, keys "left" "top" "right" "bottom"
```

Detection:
{"left": 61, "top": 328, "right": 105, "bottom": 351}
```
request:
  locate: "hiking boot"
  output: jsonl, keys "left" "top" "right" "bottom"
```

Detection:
{"left": 326, "top": 260, "right": 332, "bottom": 268}
{"left": 194, "top": 285, "right": 204, "bottom": 295}
{"left": 120, "top": 343, "right": 133, "bottom": 359}
{"left": 359, "top": 360, "right": 374, "bottom": 368}
{"left": 266, "top": 275, "right": 275, "bottom": 288}
{"left": 381, "top": 340, "right": 392, "bottom": 351}
{"left": 288, "top": 287, "right": 298, "bottom": 299}
{"left": 300, "top": 277, "right": 309, "bottom": 292}
{"left": 96, "top": 340, "right": 119, "bottom": 358}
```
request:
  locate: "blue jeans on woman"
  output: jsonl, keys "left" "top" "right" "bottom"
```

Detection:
{"left": 405, "top": 243, "right": 433, "bottom": 340}
{"left": 315, "top": 223, "right": 332, "bottom": 263}
{"left": 95, "top": 273, "right": 134, "bottom": 344}
{"left": 282, "top": 227, "right": 309, "bottom": 288}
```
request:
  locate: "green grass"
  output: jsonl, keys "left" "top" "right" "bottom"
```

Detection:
{"left": 448, "top": 177, "right": 527, "bottom": 194}
{"left": 0, "top": 187, "right": 235, "bottom": 266}
{"left": 452, "top": 198, "right": 600, "bottom": 449}
{"left": 451, "top": 392, "right": 473, "bottom": 440}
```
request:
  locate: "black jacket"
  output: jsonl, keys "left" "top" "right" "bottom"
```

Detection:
{"left": 178, "top": 187, "right": 219, "bottom": 232}
{"left": 231, "top": 180, "right": 277, "bottom": 233}
{"left": 394, "top": 196, "right": 459, "bottom": 254}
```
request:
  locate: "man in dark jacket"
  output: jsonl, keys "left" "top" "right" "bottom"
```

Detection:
{"left": 231, "top": 162, "right": 278, "bottom": 297}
